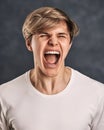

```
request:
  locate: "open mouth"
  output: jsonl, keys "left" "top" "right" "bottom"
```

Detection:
{"left": 44, "top": 51, "right": 60, "bottom": 64}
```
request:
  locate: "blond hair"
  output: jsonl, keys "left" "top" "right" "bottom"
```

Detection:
{"left": 22, "top": 7, "right": 79, "bottom": 41}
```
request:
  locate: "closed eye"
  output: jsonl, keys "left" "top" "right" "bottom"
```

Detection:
{"left": 58, "top": 33, "right": 68, "bottom": 38}
{"left": 40, "top": 34, "right": 47, "bottom": 37}
{"left": 58, "top": 35, "right": 67, "bottom": 38}
{"left": 39, "top": 33, "right": 49, "bottom": 38}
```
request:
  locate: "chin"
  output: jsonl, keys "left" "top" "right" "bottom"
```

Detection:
{"left": 43, "top": 69, "right": 59, "bottom": 77}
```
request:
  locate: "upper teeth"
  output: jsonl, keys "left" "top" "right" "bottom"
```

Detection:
{"left": 45, "top": 51, "right": 60, "bottom": 55}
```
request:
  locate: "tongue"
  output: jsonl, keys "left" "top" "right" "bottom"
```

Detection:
{"left": 45, "top": 54, "right": 57, "bottom": 64}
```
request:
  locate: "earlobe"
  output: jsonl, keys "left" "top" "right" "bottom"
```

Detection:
{"left": 26, "top": 40, "right": 33, "bottom": 51}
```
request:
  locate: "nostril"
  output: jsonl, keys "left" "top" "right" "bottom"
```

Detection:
{"left": 48, "top": 40, "right": 58, "bottom": 46}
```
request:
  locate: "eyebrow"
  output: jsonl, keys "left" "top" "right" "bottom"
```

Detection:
{"left": 57, "top": 33, "right": 69, "bottom": 36}
{"left": 37, "top": 31, "right": 69, "bottom": 36}
{"left": 37, "top": 32, "right": 48, "bottom": 35}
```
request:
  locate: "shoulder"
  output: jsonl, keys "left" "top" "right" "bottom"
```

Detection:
{"left": 71, "top": 68, "right": 104, "bottom": 114}
{"left": 72, "top": 68, "right": 104, "bottom": 97}
{"left": 0, "top": 71, "right": 30, "bottom": 114}
{"left": 0, "top": 71, "right": 29, "bottom": 100}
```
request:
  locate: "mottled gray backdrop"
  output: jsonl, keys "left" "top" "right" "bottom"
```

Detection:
{"left": 0, "top": 0, "right": 104, "bottom": 84}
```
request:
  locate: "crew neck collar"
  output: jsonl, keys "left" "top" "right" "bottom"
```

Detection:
{"left": 25, "top": 67, "right": 75, "bottom": 98}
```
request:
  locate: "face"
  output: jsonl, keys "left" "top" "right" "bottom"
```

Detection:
{"left": 26, "top": 21, "right": 72, "bottom": 77}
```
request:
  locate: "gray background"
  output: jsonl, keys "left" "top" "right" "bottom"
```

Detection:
{"left": 0, "top": 0, "right": 104, "bottom": 84}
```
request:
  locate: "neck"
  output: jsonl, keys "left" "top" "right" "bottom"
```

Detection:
{"left": 30, "top": 67, "right": 71, "bottom": 95}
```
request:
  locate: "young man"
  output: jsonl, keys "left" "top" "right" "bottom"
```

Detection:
{"left": 0, "top": 7, "right": 104, "bottom": 130}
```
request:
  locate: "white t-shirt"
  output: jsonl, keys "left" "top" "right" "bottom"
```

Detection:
{"left": 0, "top": 68, "right": 104, "bottom": 130}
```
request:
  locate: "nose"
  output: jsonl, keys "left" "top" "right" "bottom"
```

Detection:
{"left": 48, "top": 36, "right": 58, "bottom": 46}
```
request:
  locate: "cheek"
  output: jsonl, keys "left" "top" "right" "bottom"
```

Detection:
{"left": 31, "top": 42, "right": 44, "bottom": 62}
{"left": 31, "top": 37, "right": 41, "bottom": 51}
{"left": 63, "top": 43, "right": 71, "bottom": 58}
{"left": 31, "top": 40, "right": 40, "bottom": 53}
{"left": 33, "top": 47, "right": 40, "bottom": 60}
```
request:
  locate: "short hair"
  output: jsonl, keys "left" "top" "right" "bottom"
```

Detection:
{"left": 22, "top": 7, "right": 79, "bottom": 41}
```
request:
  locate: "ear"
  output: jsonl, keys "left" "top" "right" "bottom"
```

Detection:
{"left": 25, "top": 39, "right": 33, "bottom": 51}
